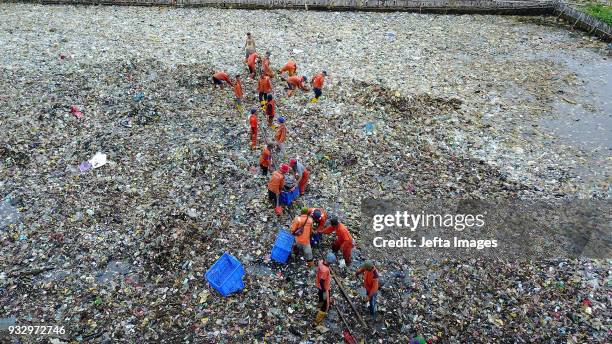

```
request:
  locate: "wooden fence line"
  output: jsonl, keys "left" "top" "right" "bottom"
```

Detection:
{"left": 6, "top": 1, "right": 611, "bottom": 41}
{"left": 553, "top": 1, "right": 611, "bottom": 41}
{"left": 15, "top": 0, "right": 557, "bottom": 15}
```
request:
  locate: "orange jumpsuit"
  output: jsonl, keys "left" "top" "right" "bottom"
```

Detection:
{"left": 321, "top": 223, "right": 353, "bottom": 264}
{"left": 249, "top": 113, "right": 258, "bottom": 147}
{"left": 315, "top": 260, "right": 331, "bottom": 311}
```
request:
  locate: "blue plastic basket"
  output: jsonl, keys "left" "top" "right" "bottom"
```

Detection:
{"left": 271, "top": 229, "right": 295, "bottom": 264}
{"left": 280, "top": 187, "right": 300, "bottom": 206}
{"left": 205, "top": 252, "right": 245, "bottom": 297}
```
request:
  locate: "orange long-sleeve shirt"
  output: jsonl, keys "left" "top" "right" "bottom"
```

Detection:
{"left": 280, "top": 60, "right": 297, "bottom": 74}
{"left": 356, "top": 267, "right": 379, "bottom": 297}
{"left": 234, "top": 79, "right": 243, "bottom": 98}
{"left": 290, "top": 214, "right": 313, "bottom": 245}
{"left": 315, "top": 261, "right": 331, "bottom": 291}
{"left": 267, "top": 171, "right": 284, "bottom": 194}
{"left": 247, "top": 53, "right": 258, "bottom": 68}
{"left": 308, "top": 208, "right": 328, "bottom": 231}
{"left": 321, "top": 223, "right": 352, "bottom": 242}
{"left": 287, "top": 76, "right": 304, "bottom": 88}
{"left": 258, "top": 75, "right": 272, "bottom": 93}
{"left": 312, "top": 73, "right": 325, "bottom": 89}
{"left": 265, "top": 99, "right": 276, "bottom": 117}
{"left": 274, "top": 124, "right": 287, "bottom": 143}
{"left": 259, "top": 147, "right": 271, "bottom": 167}
{"left": 249, "top": 114, "right": 257, "bottom": 129}
{"left": 213, "top": 72, "right": 232, "bottom": 85}
{"left": 262, "top": 57, "right": 274, "bottom": 77}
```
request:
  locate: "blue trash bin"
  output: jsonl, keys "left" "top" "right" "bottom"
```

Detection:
{"left": 205, "top": 252, "right": 245, "bottom": 296}
{"left": 271, "top": 229, "right": 295, "bottom": 264}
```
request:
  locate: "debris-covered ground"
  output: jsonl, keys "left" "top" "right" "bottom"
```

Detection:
{"left": 0, "top": 3, "right": 610, "bottom": 343}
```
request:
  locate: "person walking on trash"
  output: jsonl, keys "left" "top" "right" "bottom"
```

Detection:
{"left": 259, "top": 142, "right": 274, "bottom": 176}
{"left": 290, "top": 158, "right": 310, "bottom": 196}
{"left": 355, "top": 261, "right": 380, "bottom": 317}
{"left": 319, "top": 217, "right": 354, "bottom": 266}
{"left": 257, "top": 74, "right": 273, "bottom": 107}
{"left": 274, "top": 117, "right": 287, "bottom": 158}
{"left": 262, "top": 51, "right": 274, "bottom": 78}
{"left": 315, "top": 252, "right": 336, "bottom": 324}
{"left": 290, "top": 207, "right": 314, "bottom": 267}
{"left": 267, "top": 163, "right": 289, "bottom": 211}
{"left": 247, "top": 108, "right": 258, "bottom": 148}
{"left": 310, "top": 71, "right": 327, "bottom": 103}
{"left": 233, "top": 74, "right": 244, "bottom": 110}
{"left": 265, "top": 94, "right": 276, "bottom": 126}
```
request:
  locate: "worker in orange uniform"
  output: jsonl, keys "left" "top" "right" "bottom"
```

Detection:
{"left": 310, "top": 71, "right": 327, "bottom": 103}
{"left": 290, "top": 158, "right": 310, "bottom": 196}
{"left": 259, "top": 142, "right": 273, "bottom": 175}
{"left": 262, "top": 51, "right": 274, "bottom": 77}
{"left": 355, "top": 261, "right": 379, "bottom": 317}
{"left": 274, "top": 117, "right": 287, "bottom": 158}
{"left": 265, "top": 94, "right": 276, "bottom": 126}
{"left": 284, "top": 75, "right": 308, "bottom": 97}
{"left": 247, "top": 108, "right": 258, "bottom": 148}
{"left": 315, "top": 252, "right": 336, "bottom": 323}
{"left": 234, "top": 74, "right": 244, "bottom": 110}
{"left": 279, "top": 59, "right": 297, "bottom": 76}
{"left": 257, "top": 74, "right": 273, "bottom": 106}
{"left": 212, "top": 71, "right": 232, "bottom": 89}
{"left": 246, "top": 52, "right": 259, "bottom": 79}
{"left": 267, "top": 163, "right": 289, "bottom": 210}
{"left": 307, "top": 208, "right": 328, "bottom": 231}
{"left": 319, "top": 218, "right": 354, "bottom": 266}
{"left": 290, "top": 207, "right": 314, "bottom": 266}
{"left": 308, "top": 207, "right": 327, "bottom": 247}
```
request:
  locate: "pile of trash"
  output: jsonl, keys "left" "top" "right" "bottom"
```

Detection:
{"left": 0, "top": 3, "right": 610, "bottom": 343}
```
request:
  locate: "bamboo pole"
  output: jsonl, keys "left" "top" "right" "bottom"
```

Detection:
{"left": 334, "top": 303, "right": 360, "bottom": 343}
{"left": 330, "top": 269, "right": 376, "bottom": 335}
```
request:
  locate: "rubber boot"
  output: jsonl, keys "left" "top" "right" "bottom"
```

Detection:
{"left": 315, "top": 310, "right": 327, "bottom": 324}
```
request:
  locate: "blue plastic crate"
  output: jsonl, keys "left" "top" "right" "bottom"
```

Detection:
{"left": 205, "top": 252, "right": 245, "bottom": 297}
{"left": 280, "top": 187, "right": 300, "bottom": 206}
{"left": 271, "top": 229, "right": 295, "bottom": 264}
